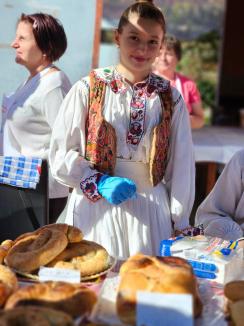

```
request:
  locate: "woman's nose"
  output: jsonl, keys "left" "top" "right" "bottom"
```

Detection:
{"left": 162, "top": 54, "right": 168, "bottom": 63}
{"left": 137, "top": 41, "right": 147, "bottom": 52}
{"left": 161, "top": 52, "right": 166, "bottom": 59}
{"left": 11, "top": 39, "right": 18, "bottom": 48}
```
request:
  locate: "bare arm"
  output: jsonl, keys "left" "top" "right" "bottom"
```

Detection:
{"left": 189, "top": 102, "right": 205, "bottom": 129}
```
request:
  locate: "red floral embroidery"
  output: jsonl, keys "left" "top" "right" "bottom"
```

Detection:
{"left": 149, "top": 87, "right": 173, "bottom": 186}
{"left": 85, "top": 68, "right": 173, "bottom": 191}
{"left": 80, "top": 173, "right": 102, "bottom": 202}
{"left": 85, "top": 71, "right": 116, "bottom": 175}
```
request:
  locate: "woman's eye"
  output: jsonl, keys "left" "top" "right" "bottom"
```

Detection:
{"left": 129, "top": 36, "right": 138, "bottom": 42}
{"left": 149, "top": 40, "right": 159, "bottom": 46}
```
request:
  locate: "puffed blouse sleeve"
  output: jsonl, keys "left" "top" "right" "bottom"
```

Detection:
{"left": 49, "top": 79, "right": 101, "bottom": 192}
{"left": 164, "top": 88, "right": 195, "bottom": 231}
{"left": 195, "top": 150, "right": 244, "bottom": 240}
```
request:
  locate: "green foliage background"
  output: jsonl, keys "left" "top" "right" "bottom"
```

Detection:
{"left": 178, "top": 31, "right": 220, "bottom": 113}
{"left": 159, "top": 1, "right": 225, "bottom": 124}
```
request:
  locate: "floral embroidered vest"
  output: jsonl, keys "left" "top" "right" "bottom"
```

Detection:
{"left": 85, "top": 70, "right": 173, "bottom": 186}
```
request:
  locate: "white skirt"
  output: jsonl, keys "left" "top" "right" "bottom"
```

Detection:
{"left": 65, "top": 159, "right": 173, "bottom": 260}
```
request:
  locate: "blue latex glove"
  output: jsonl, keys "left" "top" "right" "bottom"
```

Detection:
{"left": 97, "top": 175, "right": 137, "bottom": 205}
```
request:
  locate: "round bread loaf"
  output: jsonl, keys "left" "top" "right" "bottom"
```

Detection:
{"left": 0, "top": 240, "right": 14, "bottom": 250}
{"left": 47, "top": 240, "right": 110, "bottom": 277}
{"left": 224, "top": 280, "right": 244, "bottom": 302}
{"left": 0, "top": 265, "right": 18, "bottom": 307}
{"left": 14, "top": 224, "right": 83, "bottom": 244}
{"left": 5, "top": 229, "right": 68, "bottom": 273}
{"left": 66, "top": 225, "right": 84, "bottom": 243}
{"left": 5, "top": 281, "right": 97, "bottom": 318}
{"left": 0, "top": 240, "right": 14, "bottom": 265}
{"left": 37, "top": 224, "right": 83, "bottom": 243}
{"left": 0, "top": 306, "right": 74, "bottom": 326}
{"left": 0, "top": 248, "right": 6, "bottom": 265}
{"left": 228, "top": 300, "right": 244, "bottom": 326}
{"left": 116, "top": 254, "right": 203, "bottom": 325}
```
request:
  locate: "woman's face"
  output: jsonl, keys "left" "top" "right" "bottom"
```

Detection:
{"left": 155, "top": 46, "right": 178, "bottom": 74}
{"left": 115, "top": 12, "right": 164, "bottom": 75}
{"left": 11, "top": 21, "right": 44, "bottom": 71}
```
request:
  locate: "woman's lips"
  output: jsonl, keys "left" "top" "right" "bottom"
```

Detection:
{"left": 132, "top": 56, "right": 147, "bottom": 63}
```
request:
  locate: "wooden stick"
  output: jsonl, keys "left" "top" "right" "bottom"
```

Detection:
{"left": 92, "top": 0, "right": 103, "bottom": 69}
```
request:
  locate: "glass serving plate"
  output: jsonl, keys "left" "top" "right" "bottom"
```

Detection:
{"left": 10, "top": 255, "right": 117, "bottom": 283}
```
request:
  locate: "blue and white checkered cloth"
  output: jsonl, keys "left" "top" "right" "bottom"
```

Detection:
{"left": 0, "top": 156, "right": 42, "bottom": 189}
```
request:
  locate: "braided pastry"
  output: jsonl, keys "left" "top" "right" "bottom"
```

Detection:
{"left": 116, "top": 254, "right": 203, "bottom": 325}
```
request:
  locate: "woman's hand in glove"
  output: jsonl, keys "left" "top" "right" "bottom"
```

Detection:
{"left": 97, "top": 175, "right": 137, "bottom": 205}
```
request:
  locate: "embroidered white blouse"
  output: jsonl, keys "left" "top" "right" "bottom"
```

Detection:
{"left": 2, "top": 68, "right": 71, "bottom": 198}
{"left": 196, "top": 149, "right": 244, "bottom": 240}
{"left": 49, "top": 66, "right": 195, "bottom": 259}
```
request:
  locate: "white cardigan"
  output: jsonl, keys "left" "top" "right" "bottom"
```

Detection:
{"left": 196, "top": 149, "right": 244, "bottom": 240}
{"left": 2, "top": 68, "right": 71, "bottom": 198}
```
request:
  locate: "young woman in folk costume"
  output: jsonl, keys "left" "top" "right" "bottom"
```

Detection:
{"left": 49, "top": 0, "right": 195, "bottom": 259}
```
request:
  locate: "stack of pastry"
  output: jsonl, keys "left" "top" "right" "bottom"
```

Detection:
{"left": 0, "top": 240, "right": 14, "bottom": 265}
{"left": 4, "top": 281, "right": 97, "bottom": 318}
{"left": 116, "top": 254, "right": 203, "bottom": 325}
{"left": 0, "top": 306, "right": 75, "bottom": 326}
{"left": 4, "top": 223, "right": 110, "bottom": 277}
{"left": 224, "top": 280, "right": 244, "bottom": 326}
{"left": 0, "top": 264, "right": 18, "bottom": 307}
{"left": 0, "top": 224, "right": 106, "bottom": 324}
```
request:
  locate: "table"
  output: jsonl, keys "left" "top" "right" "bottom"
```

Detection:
{"left": 192, "top": 126, "right": 244, "bottom": 194}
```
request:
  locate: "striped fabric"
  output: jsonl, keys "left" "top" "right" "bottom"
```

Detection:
{"left": 0, "top": 156, "right": 42, "bottom": 189}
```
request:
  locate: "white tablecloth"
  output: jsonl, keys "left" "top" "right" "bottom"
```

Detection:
{"left": 192, "top": 126, "right": 244, "bottom": 164}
